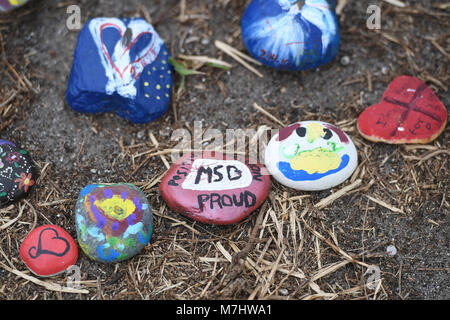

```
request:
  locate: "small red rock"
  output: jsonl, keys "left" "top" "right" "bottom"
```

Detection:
{"left": 357, "top": 75, "right": 447, "bottom": 144}
{"left": 160, "top": 152, "right": 271, "bottom": 225}
{"left": 20, "top": 225, "right": 78, "bottom": 277}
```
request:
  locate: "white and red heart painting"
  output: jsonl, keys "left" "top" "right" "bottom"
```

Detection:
{"left": 358, "top": 76, "right": 447, "bottom": 144}
{"left": 88, "top": 18, "right": 163, "bottom": 99}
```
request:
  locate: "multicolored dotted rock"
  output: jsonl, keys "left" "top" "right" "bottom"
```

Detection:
{"left": 357, "top": 75, "right": 447, "bottom": 144}
{"left": 160, "top": 152, "right": 271, "bottom": 225}
{"left": 0, "top": 0, "right": 31, "bottom": 12}
{"left": 66, "top": 17, "right": 173, "bottom": 123}
{"left": 20, "top": 225, "right": 78, "bottom": 277}
{"left": 75, "top": 183, "right": 153, "bottom": 263}
{"left": 0, "top": 139, "right": 36, "bottom": 206}
{"left": 265, "top": 121, "right": 358, "bottom": 191}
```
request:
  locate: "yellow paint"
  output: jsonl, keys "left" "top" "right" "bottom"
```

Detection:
{"left": 156, "top": 84, "right": 161, "bottom": 90}
{"left": 145, "top": 94, "right": 150, "bottom": 98}
{"left": 10, "top": 0, "right": 27, "bottom": 5}
{"left": 156, "top": 96, "right": 161, "bottom": 100}
{"left": 306, "top": 122, "right": 325, "bottom": 143}
{"left": 144, "top": 82, "right": 149, "bottom": 87}
{"left": 166, "top": 84, "right": 171, "bottom": 89}
{"left": 290, "top": 148, "right": 341, "bottom": 174}
{"left": 96, "top": 195, "right": 136, "bottom": 220}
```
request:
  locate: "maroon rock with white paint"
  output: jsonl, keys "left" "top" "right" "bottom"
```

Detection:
{"left": 160, "top": 152, "right": 271, "bottom": 225}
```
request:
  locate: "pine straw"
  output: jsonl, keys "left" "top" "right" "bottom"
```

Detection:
{"left": 0, "top": 0, "right": 449, "bottom": 300}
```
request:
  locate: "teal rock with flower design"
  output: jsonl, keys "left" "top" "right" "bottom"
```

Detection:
{"left": 75, "top": 183, "right": 153, "bottom": 263}
{"left": 0, "top": 139, "right": 36, "bottom": 206}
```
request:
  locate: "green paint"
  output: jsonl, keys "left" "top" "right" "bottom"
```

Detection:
{"left": 0, "top": 192, "right": 6, "bottom": 197}
{"left": 327, "top": 141, "right": 344, "bottom": 153}
{"left": 108, "top": 237, "right": 118, "bottom": 246}
{"left": 19, "top": 150, "right": 27, "bottom": 154}
{"left": 280, "top": 144, "right": 301, "bottom": 159}
{"left": 125, "top": 237, "right": 135, "bottom": 247}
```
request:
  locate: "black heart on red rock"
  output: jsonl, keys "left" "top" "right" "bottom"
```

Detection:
{"left": 28, "top": 227, "right": 71, "bottom": 259}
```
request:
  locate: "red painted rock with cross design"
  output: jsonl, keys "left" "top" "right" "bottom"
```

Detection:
{"left": 357, "top": 76, "right": 447, "bottom": 144}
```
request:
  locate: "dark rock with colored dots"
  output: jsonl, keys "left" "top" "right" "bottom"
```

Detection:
{"left": 66, "top": 17, "right": 173, "bottom": 123}
{"left": 75, "top": 183, "right": 153, "bottom": 263}
{"left": 0, "top": 139, "right": 36, "bottom": 206}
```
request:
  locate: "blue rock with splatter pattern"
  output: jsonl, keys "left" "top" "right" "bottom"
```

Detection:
{"left": 241, "top": 0, "right": 340, "bottom": 71}
{"left": 66, "top": 17, "right": 173, "bottom": 123}
{"left": 75, "top": 183, "right": 153, "bottom": 263}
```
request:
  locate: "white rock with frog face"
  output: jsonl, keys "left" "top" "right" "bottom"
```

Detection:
{"left": 265, "top": 121, "right": 358, "bottom": 191}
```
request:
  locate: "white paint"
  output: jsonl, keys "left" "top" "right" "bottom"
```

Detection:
{"left": 398, "top": 127, "right": 405, "bottom": 131}
{"left": 182, "top": 159, "right": 252, "bottom": 191}
{"left": 88, "top": 18, "right": 162, "bottom": 99}
{"left": 407, "top": 88, "right": 416, "bottom": 92}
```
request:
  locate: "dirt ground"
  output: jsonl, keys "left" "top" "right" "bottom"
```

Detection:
{"left": 0, "top": 0, "right": 448, "bottom": 300}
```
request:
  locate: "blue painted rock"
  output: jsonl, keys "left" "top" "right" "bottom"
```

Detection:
{"left": 241, "top": 0, "right": 340, "bottom": 71}
{"left": 265, "top": 121, "right": 357, "bottom": 191}
{"left": 160, "top": 152, "right": 271, "bottom": 225}
{"left": 20, "top": 225, "right": 78, "bottom": 277}
{"left": 0, "top": 0, "right": 31, "bottom": 12}
{"left": 75, "top": 183, "right": 153, "bottom": 263}
{"left": 66, "top": 17, "right": 173, "bottom": 124}
{"left": 0, "top": 140, "right": 36, "bottom": 206}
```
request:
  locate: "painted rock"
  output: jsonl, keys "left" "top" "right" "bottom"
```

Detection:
{"left": 66, "top": 17, "right": 173, "bottom": 124}
{"left": 75, "top": 183, "right": 153, "bottom": 263}
{"left": 241, "top": 0, "right": 340, "bottom": 71}
{"left": 265, "top": 121, "right": 358, "bottom": 191}
{"left": 20, "top": 225, "right": 78, "bottom": 277}
{"left": 0, "top": 0, "right": 31, "bottom": 12}
{"left": 0, "top": 140, "right": 36, "bottom": 206}
{"left": 160, "top": 152, "right": 271, "bottom": 225}
{"left": 358, "top": 76, "right": 447, "bottom": 144}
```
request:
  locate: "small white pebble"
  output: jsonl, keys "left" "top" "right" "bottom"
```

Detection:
{"left": 279, "top": 288, "right": 289, "bottom": 296}
{"left": 340, "top": 56, "right": 350, "bottom": 66}
{"left": 137, "top": 130, "right": 145, "bottom": 139}
{"left": 387, "top": 245, "right": 397, "bottom": 256}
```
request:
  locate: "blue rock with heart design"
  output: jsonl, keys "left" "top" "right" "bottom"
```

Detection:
{"left": 241, "top": 0, "right": 340, "bottom": 71}
{"left": 66, "top": 17, "right": 173, "bottom": 123}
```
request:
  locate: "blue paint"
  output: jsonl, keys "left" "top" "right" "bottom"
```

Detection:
{"left": 66, "top": 18, "right": 173, "bottom": 124}
{"left": 138, "top": 225, "right": 153, "bottom": 245}
{"left": 241, "top": 0, "right": 340, "bottom": 71}
{"left": 80, "top": 184, "right": 99, "bottom": 198}
{"left": 104, "top": 189, "right": 113, "bottom": 199}
{"left": 278, "top": 154, "right": 350, "bottom": 181}
{"left": 97, "top": 244, "right": 120, "bottom": 262}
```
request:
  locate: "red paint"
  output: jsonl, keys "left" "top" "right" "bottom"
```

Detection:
{"left": 358, "top": 76, "right": 447, "bottom": 144}
{"left": 160, "top": 152, "right": 271, "bottom": 225}
{"left": 20, "top": 225, "right": 78, "bottom": 277}
{"left": 325, "top": 123, "right": 349, "bottom": 144}
{"left": 99, "top": 23, "right": 157, "bottom": 80}
{"left": 277, "top": 123, "right": 301, "bottom": 141}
